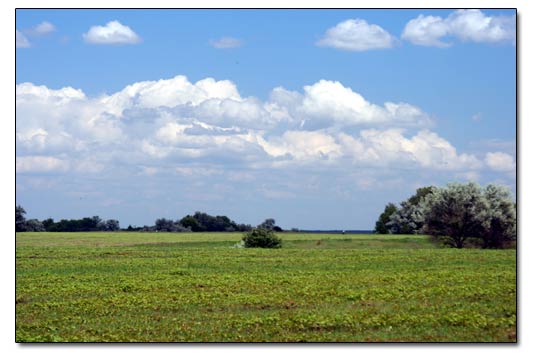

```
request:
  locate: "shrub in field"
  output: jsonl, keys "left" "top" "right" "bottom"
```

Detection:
{"left": 242, "top": 228, "right": 282, "bottom": 248}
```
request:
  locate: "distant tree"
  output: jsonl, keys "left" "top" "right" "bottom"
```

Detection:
{"left": 258, "top": 218, "right": 276, "bottom": 230}
{"left": 94, "top": 216, "right": 106, "bottom": 231}
{"left": 173, "top": 222, "right": 191, "bottom": 232}
{"left": 191, "top": 212, "right": 212, "bottom": 231}
{"left": 105, "top": 219, "right": 120, "bottom": 231}
{"left": 374, "top": 203, "right": 398, "bottom": 234}
{"left": 257, "top": 218, "right": 283, "bottom": 232}
{"left": 155, "top": 218, "right": 176, "bottom": 232}
{"left": 235, "top": 223, "right": 253, "bottom": 232}
{"left": 422, "top": 183, "right": 488, "bottom": 248}
{"left": 25, "top": 219, "right": 45, "bottom": 232}
{"left": 16, "top": 205, "right": 27, "bottom": 232}
{"left": 42, "top": 218, "right": 55, "bottom": 231}
{"left": 70, "top": 216, "right": 102, "bottom": 231}
{"left": 179, "top": 212, "right": 243, "bottom": 232}
{"left": 142, "top": 225, "right": 154, "bottom": 232}
{"left": 180, "top": 215, "right": 203, "bottom": 232}
{"left": 242, "top": 228, "right": 282, "bottom": 248}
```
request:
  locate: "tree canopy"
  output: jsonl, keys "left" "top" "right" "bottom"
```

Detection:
{"left": 377, "top": 182, "right": 516, "bottom": 248}
{"left": 386, "top": 186, "right": 434, "bottom": 235}
{"left": 374, "top": 203, "right": 398, "bottom": 234}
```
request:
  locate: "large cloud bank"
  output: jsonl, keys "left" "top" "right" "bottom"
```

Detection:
{"left": 16, "top": 75, "right": 514, "bottom": 177}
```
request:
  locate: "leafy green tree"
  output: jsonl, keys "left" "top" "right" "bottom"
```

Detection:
{"left": 374, "top": 203, "right": 398, "bottom": 234}
{"left": 242, "top": 228, "right": 282, "bottom": 248}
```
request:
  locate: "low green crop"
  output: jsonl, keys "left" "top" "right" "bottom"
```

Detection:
{"left": 16, "top": 232, "right": 516, "bottom": 342}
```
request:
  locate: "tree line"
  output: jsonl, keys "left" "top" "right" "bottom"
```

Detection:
{"left": 16, "top": 206, "right": 120, "bottom": 232}
{"left": 135, "top": 214, "right": 283, "bottom": 233}
{"left": 15, "top": 206, "right": 282, "bottom": 233}
{"left": 374, "top": 182, "right": 517, "bottom": 249}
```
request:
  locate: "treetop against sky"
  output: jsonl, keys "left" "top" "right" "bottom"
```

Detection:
{"left": 16, "top": 9, "right": 516, "bottom": 229}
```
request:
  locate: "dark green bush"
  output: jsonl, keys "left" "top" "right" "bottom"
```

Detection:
{"left": 242, "top": 228, "right": 282, "bottom": 248}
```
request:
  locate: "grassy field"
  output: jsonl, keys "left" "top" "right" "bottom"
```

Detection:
{"left": 15, "top": 232, "right": 516, "bottom": 342}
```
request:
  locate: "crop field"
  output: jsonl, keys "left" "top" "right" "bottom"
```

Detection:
{"left": 16, "top": 232, "right": 516, "bottom": 342}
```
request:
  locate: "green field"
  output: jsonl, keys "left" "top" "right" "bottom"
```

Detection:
{"left": 16, "top": 232, "right": 516, "bottom": 342}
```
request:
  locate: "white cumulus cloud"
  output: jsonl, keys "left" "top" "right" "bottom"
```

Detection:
{"left": 338, "top": 129, "right": 482, "bottom": 170}
{"left": 83, "top": 20, "right": 141, "bottom": 45}
{"left": 101, "top": 75, "right": 241, "bottom": 115}
{"left": 259, "top": 131, "right": 343, "bottom": 163}
{"left": 447, "top": 10, "right": 515, "bottom": 43}
{"left": 297, "top": 80, "right": 430, "bottom": 127}
{"left": 316, "top": 19, "right": 397, "bottom": 51}
{"left": 401, "top": 15, "right": 451, "bottom": 47}
{"left": 402, "top": 9, "right": 516, "bottom": 47}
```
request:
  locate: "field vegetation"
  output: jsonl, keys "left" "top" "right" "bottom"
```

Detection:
{"left": 16, "top": 232, "right": 516, "bottom": 342}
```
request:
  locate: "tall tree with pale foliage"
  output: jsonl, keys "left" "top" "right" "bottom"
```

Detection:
{"left": 422, "top": 182, "right": 516, "bottom": 249}
{"left": 479, "top": 184, "right": 517, "bottom": 248}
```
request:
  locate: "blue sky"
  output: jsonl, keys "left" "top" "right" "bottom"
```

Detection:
{"left": 15, "top": 9, "right": 516, "bottom": 229}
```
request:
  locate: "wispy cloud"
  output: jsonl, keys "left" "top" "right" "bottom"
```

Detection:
{"left": 17, "top": 22, "right": 57, "bottom": 48}
{"left": 16, "top": 30, "right": 30, "bottom": 48}
{"left": 471, "top": 112, "right": 483, "bottom": 122}
{"left": 27, "top": 21, "right": 56, "bottom": 36}
{"left": 209, "top": 36, "right": 243, "bottom": 49}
